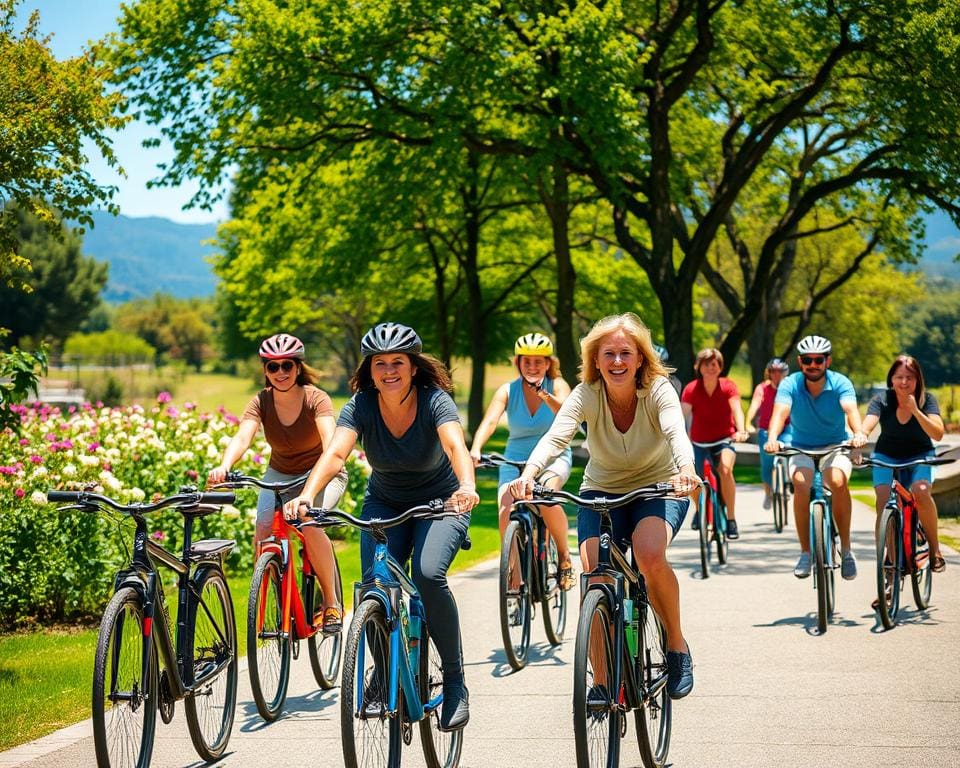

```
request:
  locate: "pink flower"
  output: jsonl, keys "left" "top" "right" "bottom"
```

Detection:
{"left": 156, "top": 391, "right": 172, "bottom": 404}
{"left": 14, "top": 488, "right": 24, "bottom": 498}
{"left": 185, "top": 469, "right": 198, "bottom": 480}
{"left": 150, "top": 530, "right": 166, "bottom": 542}
{"left": 30, "top": 455, "right": 42, "bottom": 464}
{"left": 253, "top": 454, "right": 264, "bottom": 465}
{"left": 87, "top": 442, "right": 100, "bottom": 453}
{"left": 184, "top": 401, "right": 196, "bottom": 410}
{"left": 165, "top": 406, "right": 179, "bottom": 418}
{"left": 18, "top": 438, "right": 28, "bottom": 446}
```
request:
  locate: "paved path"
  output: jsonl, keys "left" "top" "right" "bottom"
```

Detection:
{"left": 4, "top": 487, "right": 959, "bottom": 767}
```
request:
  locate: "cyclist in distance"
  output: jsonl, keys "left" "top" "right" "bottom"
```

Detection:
{"left": 508, "top": 312, "right": 699, "bottom": 699}
{"left": 207, "top": 333, "right": 347, "bottom": 633}
{"left": 653, "top": 343, "right": 682, "bottom": 396}
{"left": 746, "top": 358, "right": 791, "bottom": 510}
{"left": 285, "top": 322, "right": 479, "bottom": 731}
{"left": 470, "top": 332, "right": 575, "bottom": 591}
{"left": 763, "top": 335, "right": 868, "bottom": 579}
{"left": 681, "top": 348, "right": 750, "bottom": 539}
{"left": 859, "top": 355, "right": 946, "bottom": 572}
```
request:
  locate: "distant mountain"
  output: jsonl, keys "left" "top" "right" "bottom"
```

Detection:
{"left": 79, "top": 211, "right": 219, "bottom": 302}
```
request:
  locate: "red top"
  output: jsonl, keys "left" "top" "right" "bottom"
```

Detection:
{"left": 681, "top": 377, "right": 739, "bottom": 442}
{"left": 752, "top": 381, "right": 780, "bottom": 430}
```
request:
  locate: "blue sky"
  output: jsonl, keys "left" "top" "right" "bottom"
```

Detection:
{"left": 22, "top": 1, "right": 228, "bottom": 224}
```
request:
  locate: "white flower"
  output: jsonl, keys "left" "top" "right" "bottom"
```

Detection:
{"left": 80, "top": 455, "right": 100, "bottom": 467}
{"left": 128, "top": 487, "right": 146, "bottom": 502}
{"left": 31, "top": 490, "right": 47, "bottom": 505}
{"left": 31, "top": 466, "right": 49, "bottom": 479}
{"left": 62, "top": 464, "right": 77, "bottom": 477}
{"left": 206, "top": 444, "right": 220, "bottom": 460}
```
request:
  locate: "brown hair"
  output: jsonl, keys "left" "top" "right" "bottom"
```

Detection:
{"left": 886, "top": 355, "right": 927, "bottom": 408}
{"left": 694, "top": 348, "right": 724, "bottom": 377}
{"left": 350, "top": 352, "right": 454, "bottom": 394}
{"left": 580, "top": 313, "right": 673, "bottom": 389}
{"left": 262, "top": 359, "right": 321, "bottom": 388}
{"left": 513, "top": 355, "right": 562, "bottom": 380}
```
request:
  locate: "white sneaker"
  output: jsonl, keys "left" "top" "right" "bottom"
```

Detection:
{"left": 762, "top": 495, "right": 772, "bottom": 510}
{"left": 794, "top": 552, "right": 811, "bottom": 578}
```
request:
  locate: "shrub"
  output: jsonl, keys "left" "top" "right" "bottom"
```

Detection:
{"left": 0, "top": 394, "right": 370, "bottom": 628}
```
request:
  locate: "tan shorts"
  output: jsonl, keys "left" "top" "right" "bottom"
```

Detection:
{"left": 789, "top": 452, "right": 852, "bottom": 479}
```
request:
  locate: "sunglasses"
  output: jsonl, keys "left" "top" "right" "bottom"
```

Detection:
{"left": 265, "top": 360, "right": 296, "bottom": 374}
{"left": 799, "top": 356, "right": 826, "bottom": 366}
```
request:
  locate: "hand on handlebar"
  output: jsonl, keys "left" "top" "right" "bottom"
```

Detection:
{"left": 282, "top": 495, "right": 311, "bottom": 521}
{"left": 763, "top": 439, "right": 782, "bottom": 454}
{"left": 206, "top": 465, "right": 229, "bottom": 487}
{"left": 508, "top": 476, "right": 535, "bottom": 501}
{"left": 469, "top": 448, "right": 482, "bottom": 466}
{"left": 670, "top": 471, "right": 701, "bottom": 497}
{"left": 733, "top": 430, "right": 750, "bottom": 443}
{"left": 448, "top": 486, "right": 480, "bottom": 515}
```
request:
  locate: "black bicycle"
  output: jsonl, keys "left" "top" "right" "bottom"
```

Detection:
{"left": 525, "top": 484, "right": 682, "bottom": 768}
{"left": 49, "top": 486, "right": 239, "bottom": 768}
{"left": 478, "top": 453, "right": 567, "bottom": 671}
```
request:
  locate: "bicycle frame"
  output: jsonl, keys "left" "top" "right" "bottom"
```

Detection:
{"left": 807, "top": 457, "right": 837, "bottom": 572}
{"left": 509, "top": 501, "right": 548, "bottom": 603}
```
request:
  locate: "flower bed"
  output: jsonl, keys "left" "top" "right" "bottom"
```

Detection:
{"left": 0, "top": 394, "right": 370, "bottom": 629}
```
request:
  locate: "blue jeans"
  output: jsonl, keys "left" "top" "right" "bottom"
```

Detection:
{"left": 576, "top": 491, "right": 690, "bottom": 547}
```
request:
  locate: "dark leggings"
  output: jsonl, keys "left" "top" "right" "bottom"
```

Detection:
{"left": 360, "top": 495, "right": 471, "bottom": 684}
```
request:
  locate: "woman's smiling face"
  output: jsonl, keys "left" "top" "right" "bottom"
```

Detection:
{"left": 370, "top": 353, "right": 416, "bottom": 392}
{"left": 595, "top": 330, "right": 641, "bottom": 389}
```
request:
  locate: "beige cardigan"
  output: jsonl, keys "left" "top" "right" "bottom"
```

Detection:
{"left": 526, "top": 376, "right": 694, "bottom": 493}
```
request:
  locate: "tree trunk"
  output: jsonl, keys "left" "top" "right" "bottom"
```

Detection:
{"left": 542, "top": 163, "right": 578, "bottom": 382}
{"left": 462, "top": 155, "right": 487, "bottom": 434}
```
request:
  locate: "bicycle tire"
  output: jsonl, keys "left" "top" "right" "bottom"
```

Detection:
{"left": 418, "top": 622, "right": 463, "bottom": 768}
{"left": 634, "top": 600, "right": 672, "bottom": 768}
{"left": 697, "top": 491, "right": 710, "bottom": 579}
{"left": 876, "top": 505, "right": 901, "bottom": 629}
{"left": 573, "top": 589, "right": 620, "bottom": 768}
{"left": 92, "top": 587, "right": 157, "bottom": 768}
{"left": 247, "top": 551, "right": 290, "bottom": 720}
{"left": 184, "top": 566, "right": 237, "bottom": 761}
{"left": 714, "top": 497, "right": 728, "bottom": 566}
{"left": 342, "top": 598, "right": 400, "bottom": 768}
{"left": 772, "top": 461, "right": 786, "bottom": 533}
{"left": 309, "top": 558, "right": 344, "bottom": 689}
{"left": 812, "top": 502, "right": 829, "bottom": 634}
{"left": 911, "top": 519, "right": 933, "bottom": 609}
{"left": 499, "top": 520, "right": 532, "bottom": 670}
{"left": 540, "top": 528, "right": 567, "bottom": 646}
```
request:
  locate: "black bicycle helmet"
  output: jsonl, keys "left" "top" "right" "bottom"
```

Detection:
{"left": 360, "top": 322, "right": 423, "bottom": 357}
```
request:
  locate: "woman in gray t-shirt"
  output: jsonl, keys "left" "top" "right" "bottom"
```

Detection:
{"left": 287, "top": 323, "right": 478, "bottom": 732}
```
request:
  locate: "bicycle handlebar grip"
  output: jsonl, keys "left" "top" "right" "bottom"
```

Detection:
{"left": 199, "top": 492, "right": 236, "bottom": 505}
{"left": 46, "top": 490, "right": 81, "bottom": 502}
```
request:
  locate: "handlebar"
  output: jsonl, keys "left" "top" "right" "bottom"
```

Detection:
{"left": 476, "top": 452, "right": 525, "bottom": 470}
{"left": 304, "top": 499, "right": 451, "bottom": 532}
{"left": 211, "top": 470, "right": 311, "bottom": 493}
{"left": 691, "top": 439, "right": 733, "bottom": 449}
{"left": 517, "top": 482, "right": 686, "bottom": 512}
{"left": 46, "top": 488, "right": 236, "bottom": 514}
{"left": 766, "top": 443, "right": 852, "bottom": 458}
{"left": 855, "top": 455, "right": 955, "bottom": 470}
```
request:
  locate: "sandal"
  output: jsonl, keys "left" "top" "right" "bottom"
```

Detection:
{"left": 316, "top": 606, "right": 343, "bottom": 635}
{"left": 558, "top": 561, "right": 576, "bottom": 592}
{"left": 932, "top": 555, "right": 946, "bottom": 573}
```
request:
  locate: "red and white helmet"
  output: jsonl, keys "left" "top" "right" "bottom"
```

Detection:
{"left": 258, "top": 333, "right": 305, "bottom": 361}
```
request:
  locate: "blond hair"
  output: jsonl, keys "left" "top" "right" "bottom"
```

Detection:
{"left": 580, "top": 313, "right": 673, "bottom": 389}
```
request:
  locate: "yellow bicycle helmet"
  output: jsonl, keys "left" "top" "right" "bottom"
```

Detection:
{"left": 514, "top": 332, "right": 554, "bottom": 356}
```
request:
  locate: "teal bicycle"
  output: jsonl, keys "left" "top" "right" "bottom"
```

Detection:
{"left": 308, "top": 502, "right": 464, "bottom": 768}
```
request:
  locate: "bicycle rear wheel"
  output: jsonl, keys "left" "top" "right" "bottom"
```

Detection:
{"left": 573, "top": 589, "right": 620, "bottom": 768}
{"left": 911, "top": 519, "right": 933, "bottom": 609}
{"left": 92, "top": 587, "right": 157, "bottom": 768}
{"left": 697, "top": 491, "right": 710, "bottom": 579}
{"left": 309, "top": 558, "right": 344, "bottom": 689}
{"left": 714, "top": 499, "right": 728, "bottom": 566}
{"left": 418, "top": 623, "right": 463, "bottom": 768}
{"left": 876, "top": 506, "right": 901, "bottom": 629}
{"left": 184, "top": 566, "right": 237, "bottom": 762}
{"left": 540, "top": 528, "right": 567, "bottom": 645}
{"left": 342, "top": 598, "right": 400, "bottom": 768}
{"left": 634, "top": 601, "right": 671, "bottom": 768}
{"left": 248, "top": 551, "right": 290, "bottom": 720}
{"left": 499, "top": 520, "right": 532, "bottom": 670}
{"left": 812, "top": 503, "right": 830, "bottom": 634}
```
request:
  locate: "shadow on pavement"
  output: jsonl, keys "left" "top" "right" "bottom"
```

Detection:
{"left": 479, "top": 641, "right": 568, "bottom": 677}
{"left": 237, "top": 688, "right": 339, "bottom": 732}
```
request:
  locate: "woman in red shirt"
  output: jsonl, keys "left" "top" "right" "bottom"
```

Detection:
{"left": 681, "top": 348, "right": 749, "bottom": 539}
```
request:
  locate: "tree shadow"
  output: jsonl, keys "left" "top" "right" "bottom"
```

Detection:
{"left": 237, "top": 687, "right": 339, "bottom": 732}
{"left": 480, "top": 641, "right": 568, "bottom": 677}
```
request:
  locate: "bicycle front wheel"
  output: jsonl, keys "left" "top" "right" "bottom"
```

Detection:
{"left": 911, "top": 519, "right": 934, "bottom": 609}
{"left": 499, "top": 520, "right": 532, "bottom": 670}
{"left": 714, "top": 500, "right": 728, "bottom": 566}
{"left": 419, "top": 623, "right": 463, "bottom": 768}
{"left": 697, "top": 491, "right": 710, "bottom": 579}
{"left": 876, "top": 506, "right": 901, "bottom": 629}
{"left": 342, "top": 598, "right": 400, "bottom": 768}
{"left": 773, "top": 461, "right": 789, "bottom": 533}
{"left": 634, "top": 602, "right": 671, "bottom": 768}
{"left": 573, "top": 589, "right": 620, "bottom": 768}
{"left": 540, "top": 529, "right": 567, "bottom": 646}
{"left": 308, "top": 558, "right": 344, "bottom": 689}
{"left": 812, "top": 503, "right": 830, "bottom": 634}
{"left": 184, "top": 566, "right": 238, "bottom": 762}
{"left": 248, "top": 551, "right": 291, "bottom": 720}
{"left": 92, "top": 587, "right": 157, "bottom": 768}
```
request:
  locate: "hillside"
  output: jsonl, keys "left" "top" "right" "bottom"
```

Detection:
{"left": 80, "top": 211, "right": 219, "bottom": 302}
{"left": 919, "top": 209, "right": 960, "bottom": 279}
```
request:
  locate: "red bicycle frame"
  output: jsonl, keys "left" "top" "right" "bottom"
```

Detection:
{"left": 256, "top": 508, "right": 319, "bottom": 642}
{"left": 701, "top": 460, "right": 717, "bottom": 529}
{"left": 892, "top": 481, "right": 928, "bottom": 573}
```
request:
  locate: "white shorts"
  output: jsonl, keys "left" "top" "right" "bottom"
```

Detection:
{"left": 789, "top": 452, "right": 852, "bottom": 479}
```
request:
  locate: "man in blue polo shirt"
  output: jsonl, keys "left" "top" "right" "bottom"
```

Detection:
{"left": 763, "top": 335, "right": 867, "bottom": 579}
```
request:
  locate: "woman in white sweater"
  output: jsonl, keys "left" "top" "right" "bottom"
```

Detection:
{"left": 508, "top": 313, "right": 698, "bottom": 699}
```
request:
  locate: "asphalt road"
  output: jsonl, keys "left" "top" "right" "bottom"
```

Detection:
{"left": 3, "top": 486, "right": 959, "bottom": 767}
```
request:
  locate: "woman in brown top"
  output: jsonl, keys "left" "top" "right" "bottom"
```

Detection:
{"left": 207, "top": 333, "right": 347, "bottom": 632}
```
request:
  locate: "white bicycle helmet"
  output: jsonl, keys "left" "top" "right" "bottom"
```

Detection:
{"left": 259, "top": 333, "right": 305, "bottom": 360}
{"left": 767, "top": 357, "right": 789, "bottom": 372}
{"left": 360, "top": 322, "right": 423, "bottom": 357}
{"left": 796, "top": 335, "right": 832, "bottom": 356}
{"left": 514, "top": 332, "right": 554, "bottom": 356}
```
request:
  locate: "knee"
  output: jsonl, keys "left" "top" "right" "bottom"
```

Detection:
{"left": 718, "top": 463, "right": 734, "bottom": 479}
{"left": 912, "top": 483, "right": 933, "bottom": 502}
{"left": 412, "top": 564, "right": 449, "bottom": 597}
{"left": 633, "top": 545, "right": 668, "bottom": 576}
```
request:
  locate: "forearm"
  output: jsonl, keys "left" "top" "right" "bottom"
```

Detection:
{"left": 469, "top": 418, "right": 497, "bottom": 454}
{"left": 913, "top": 411, "right": 945, "bottom": 441}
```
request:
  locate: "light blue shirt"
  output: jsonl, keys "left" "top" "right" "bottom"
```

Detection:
{"left": 504, "top": 377, "right": 572, "bottom": 464}
{"left": 774, "top": 370, "right": 856, "bottom": 449}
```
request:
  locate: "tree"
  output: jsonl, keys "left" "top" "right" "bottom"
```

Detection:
{"left": 900, "top": 279, "right": 960, "bottom": 387}
{"left": 0, "top": 0, "right": 125, "bottom": 282}
{"left": 0, "top": 205, "right": 108, "bottom": 347}
{"left": 113, "top": 294, "right": 214, "bottom": 368}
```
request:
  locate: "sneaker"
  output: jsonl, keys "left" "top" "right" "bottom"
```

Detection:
{"left": 726, "top": 519, "right": 740, "bottom": 540}
{"left": 794, "top": 552, "right": 811, "bottom": 579}
{"left": 691, "top": 512, "right": 700, "bottom": 531}
{"left": 666, "top": 646, "right": 694, "bottom": 699}
{"left": 362, "top": 669, "right": 384, "bottom": 717}
{"left": 762, "top": 495, "right": 772, "bottom": 510}
{"left": 439, "top": 682, "right": 469, "bottom": 731}
{"left": 841, "top": 550, "right": 857, "bottom": 580}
